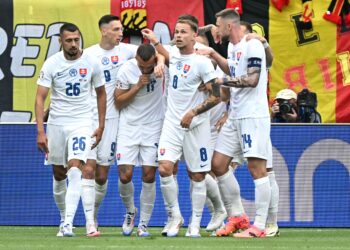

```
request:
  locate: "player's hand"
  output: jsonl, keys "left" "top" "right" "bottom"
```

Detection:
{"left": 215, "top": 111, "right": 228, "bottom": 132}
{"left": 195, "top": 47, "right": 214, "bottom": 57}
{"left": 181, "top": 110, "right": 196, "bottom": 128}
{"left": 141, "top": 28, "right": 158, "bottom": 44}
{"left": 91, "top": 127, "right": 104, "bottom": 149}
{"left": 271, "top": 102, "right": 280, "bottom": 114}
{"left": 37, "top": 131, "right": 49, "bottom": 153}
{"left": 154, "top": 62, "right": 165, "bottom": 78}
{"left": 246, "top": 33, "right": 266, "bottom": 44}
{"left": 137, "top": 74, "right": 151, "bottom": 88}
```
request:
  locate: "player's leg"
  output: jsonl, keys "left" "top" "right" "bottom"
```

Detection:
{"left": 94, "top": 164, "right": 110, "bottom": 227}
{"left": 162, "top": 160, "right": 179, "bottom": 236}
{"left": 137, "top": 166, "right": 156, "bottom": 237}
{"left": 81, "top": 159, "right": 100, "bottom": 237}
{"left": 212, "top": 120, "right": 248, "bottom": 236}
{"left": 234, "top": 118, "right": 271, "bottom": 238}
{"left": 52, "top": 165, "right": 67, "bottom": 237}
{"left": 183, "top": 121, "right": 211, "bottom": 238}
{"left": 158, "top": 120, "right": 184, "bottom": 237}
{"left": 63, "top": 125, "right": 92, "bottom": 237}
{"left": 46, "top": 124, "right": 69, "bottom": 236}
{"left": 265, "top": 140, "right": 280, "bottom": 237}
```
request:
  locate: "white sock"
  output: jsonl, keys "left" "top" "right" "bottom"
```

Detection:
{"left": 139, "top": 182, "right": 156, "bottom": 226}
{"left": 253, "top": 176, "right": 271, "bottom": 230}
{"left": 217, "top": 170, "right": 244, "bottom": 217}
{"left": 205, "top": 174, "right": 225, "bottom": 213}
{"left": 173, "top": 174, "right": 179, "bottom": 197}
{"left": 94, "top": 180, "right": 108, "bottom": 221}
{"left": 190, "top": 179, "right": 206, "bottom": 228}
{"left": 267, "top": 171, "right": 279, "bottom": 225}
{"left": 118, "top": 179, "right": 135, "bottom": 213}
{"left": 53, "top": 178, "right": 67, "bottom": 222}
{"left": 160, "top": 175, "right": 181, "bottom": 218}
{"left": 81, "top": 178, "right": 95, "bottom": 226}
{"left": 64, "top": 167, "right": 82, "bottom": 225}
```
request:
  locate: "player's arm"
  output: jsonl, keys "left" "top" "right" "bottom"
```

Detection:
{"left": 35, "top": 85, "right": 50, "bottom": 153}
{"left": 114, "top": 74, "right": 150, "bottom": 110}
{"left": 154, "top": 53, "right": 165, "bottom": 78}
{"left": 141, "top": 28, "right": 170, "bottom": 66}
{"left": 222, "top": 57, "right": 262, "bottom": 88}
{"left": 196, "top": 47, "right": 230, "bottom": 75}
{"left": 92, "top": 85, "right": 106, "bottom": 149}
{"left": 246, "top": 33, "right": 273, "bottom": 68}
{"left": 180, "top": 79, "right": 220, "bottom": 128}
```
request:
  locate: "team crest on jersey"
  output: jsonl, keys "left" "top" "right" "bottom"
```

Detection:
{"left": 101, "top": 57, "right": 109, "bottom": 65}
{"left": 111, "top": 56, "right": 119, "bottom": 64}
{"left": 160, "top": 148, "right": 166, "bottom": 156}
{"left": 69, "top": 68, "right": 77, "bottom": 77}
{"left": 176, "top": 62, "right": 183, "bottom": 70}
{"left": 183, "top": 64, "right": 191, "bottom": 74}
{"left": 117, "top": 153, "right": 121, "bottom": 160}
{"left": 79, "top": 68, "right": 87, "bottom": 78}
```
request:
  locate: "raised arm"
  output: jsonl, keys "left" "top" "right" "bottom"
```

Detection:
{"left": 114, "top": 74, "right": 150, "bottom": 110}
{"left": 196, "top": 47, "right": 230, "bottom": 75}
{"left": 246, "top": 33, "right": 273, "bottom": 68}
{"left": 141, "top": 28, "right": 170, "bottom": 66}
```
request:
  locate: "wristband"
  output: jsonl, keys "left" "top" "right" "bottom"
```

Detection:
{"left": 153, "top": 41, "right": 160, "bottom": 46}
{"left": 263, "top": 42, "right": 269, "bottom": 49}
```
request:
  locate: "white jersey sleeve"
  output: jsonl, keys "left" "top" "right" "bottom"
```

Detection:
{"left": 37, "top": 59, "right": 54, "bottom": 88}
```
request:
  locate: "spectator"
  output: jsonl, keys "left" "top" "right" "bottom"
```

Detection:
{"left": 271, "top": 89, "right": 298, "bottom": 123}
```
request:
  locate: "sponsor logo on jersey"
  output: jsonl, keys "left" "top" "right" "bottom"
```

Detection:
{"left": 69, "top": 68, "right": 77, "bottom": 77}
{"left": 101, "top": 57, "right": 109, "bottom": 65}
{"left": 111, "top": 55, "right": 119, "bottom": 64}
{"left": 183, "top": 64, "right": 191, "bottom": 73}
{"left": 176, "top": 61, "right": 182, "bottom": 70}
{"left": 160, "top": 148, "right": 165, "bottom": 156}
{"left": 79, "top": 68, "right": 87, "bottom": 78}
{"left": 117, "top": 153, "right": 121, "bottom": 160}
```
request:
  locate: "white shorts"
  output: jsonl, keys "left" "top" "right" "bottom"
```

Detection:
{"left": 116, "top": 120, "right": 163, "bottom": 167}
{"left": 46, "top": 123, "right": 92, "bottom": 167}
{"left": 215, "top": 117, "right": 271, "bottom": 161}
{"left": 88, "top": 118, "right": 118, "bottom": 166}
{"left": 158, "top": 119, "right": 211, "bottom": 173}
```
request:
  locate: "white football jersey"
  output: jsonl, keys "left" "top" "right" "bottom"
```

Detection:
{"left": 116, "top": 58, "right": 164, "bottom": 125}
{"left": 37, "top": 51, "right": 104, "bottom": 125}
{"left": 84, "top": 43, "right": 137, "bottom": 119}
{"left": 166, "top": 51, "right": 216, "bottom": 128}
{"left": 227, "top": 38, "right": 270, "bottom": 119}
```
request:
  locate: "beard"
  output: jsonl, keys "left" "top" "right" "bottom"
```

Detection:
{"left": 64, "top": 47, "right": 78, "bottom": 57}
{"left": 220, "top": 34, "right": 229, "bottom": 44}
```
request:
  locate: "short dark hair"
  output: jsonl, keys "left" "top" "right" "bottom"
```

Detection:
{"left": 240, "top": 21, "right": 253, "bottom": 33}
{"left": 176, "top": 19, "right": 198, "bottom": 33}
{"left": 98, "top": 15, "right": 120, "bottom": 28}
{"left": 59, "top": 23, "right": 80, "bottom": 36}
{"left": 178, "top": 14, "right": 199, "bottom": 25}
{"left": 136, "top": 44, "right": 156, "bottom": 61}
{"left": 215, "top": 8, "right": 240, "bottom": 22}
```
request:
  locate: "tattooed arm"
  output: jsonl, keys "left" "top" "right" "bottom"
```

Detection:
{"left": 180, "top": 79, "right": 221, "bottom": 128}
{"left": 222, "top": 66, "right": 261, "bottom": 88}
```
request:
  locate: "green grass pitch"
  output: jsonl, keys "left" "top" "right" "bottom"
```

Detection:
{"left": 0, "top": 227, "right": 349, "bottom": 250}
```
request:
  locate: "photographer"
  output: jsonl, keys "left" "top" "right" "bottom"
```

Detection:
{"left": 271, "top": 89, "right": 299, "bottom": 123}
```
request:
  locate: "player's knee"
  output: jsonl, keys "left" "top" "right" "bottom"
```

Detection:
{"left": 52, "top": 165, "right": 67, "bottom": 181}
{"left": 211, "top": 158, "right": 228, "bottom": 177}
{"left": 82, "top": 164, "right": 95, "bottom": 179}
{"left": 142, "top": 170, "right": 156, "bottom": 183}
{"left": 189, "top": 172, "right": 206, "bottom": 182}
{"left": 95, "top": 175, "right": 107, "bottom": 185}
{"left": 158, "top": 163, "right": 173, "bottom": 177}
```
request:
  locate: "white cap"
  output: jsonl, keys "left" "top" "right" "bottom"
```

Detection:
{"left": 276, "top": 89, "right": 297, "bottom": 100}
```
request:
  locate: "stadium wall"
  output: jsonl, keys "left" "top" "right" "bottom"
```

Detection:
{"left": 0, "top": 124, "right": 349, "bottom": 227}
